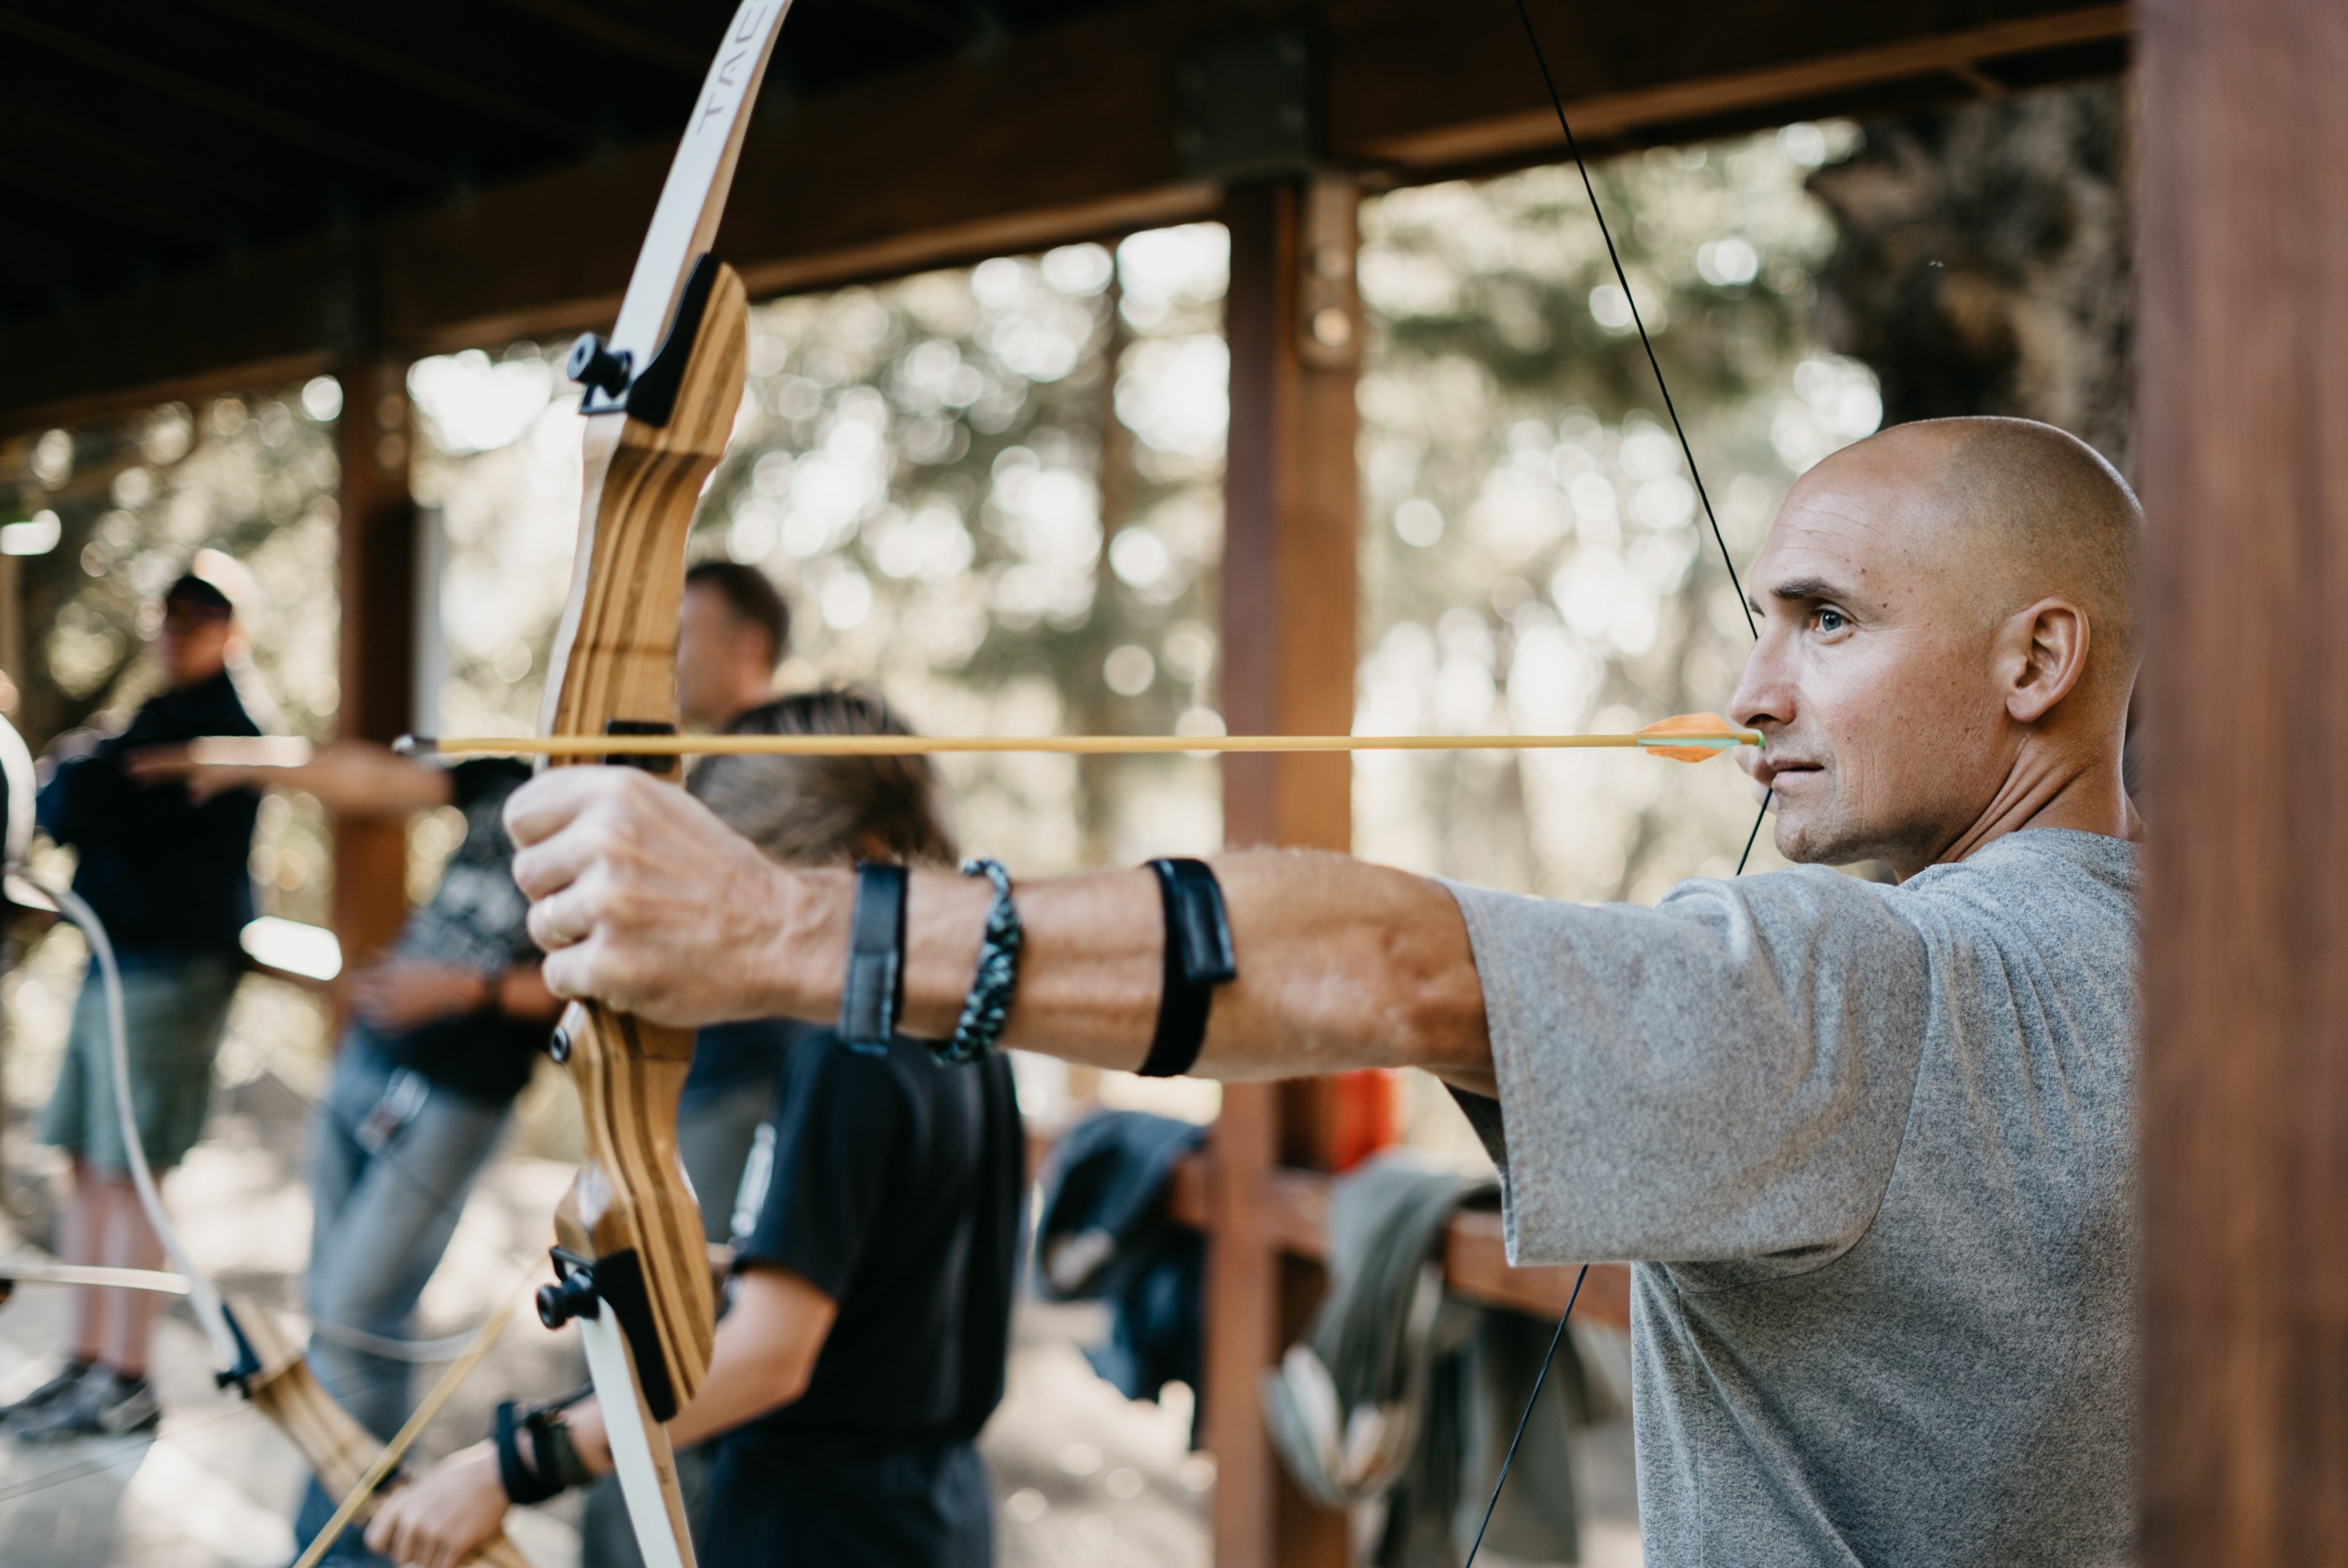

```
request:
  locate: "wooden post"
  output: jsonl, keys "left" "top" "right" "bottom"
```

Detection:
{"left": 2138, "top": 0, "right": 2348, "bottom": 1559}
{"left": 1209, "top": 175, "right": 1360, "bottom": 1568}
{"left": 333, "top": 362, "right": 417, "bottom": 969}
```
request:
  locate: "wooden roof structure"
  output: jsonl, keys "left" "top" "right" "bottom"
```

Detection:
{"left": 6, "top": 1, "right": 2344, "bottom": 1563}
{"left": 2, "top": 0, "right": 2126, "bottom": 430}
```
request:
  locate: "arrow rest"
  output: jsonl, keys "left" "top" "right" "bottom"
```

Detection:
{"left": 573, "top": 252, "right": 724, "bottom": 425}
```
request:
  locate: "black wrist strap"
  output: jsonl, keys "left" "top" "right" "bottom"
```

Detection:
{"left": 1138, "top": 858, "right": 1237, "bottom": 1079}
{"left": 840, "top": 862, "right": 909, "bottom": 1055}
{"left": 495, "top": 1399, "right": 563, "bottom": 1504}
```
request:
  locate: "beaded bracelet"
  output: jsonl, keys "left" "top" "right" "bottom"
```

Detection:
{"left": 939, "top": 856, "right": 1021, "bottom": 1066}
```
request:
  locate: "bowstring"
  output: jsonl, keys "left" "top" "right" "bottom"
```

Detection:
{"left": 1461, "top": 8, "right": 1774, "bottom": 1564}
{"left": 1508, "top": 0, "right": 1755, "bottom": 641}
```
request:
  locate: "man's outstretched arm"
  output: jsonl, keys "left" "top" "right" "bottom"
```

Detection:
{"left": 505, "top": 767, "right": 1497, "bottom": 1096}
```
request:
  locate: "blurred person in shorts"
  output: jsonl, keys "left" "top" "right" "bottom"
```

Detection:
{"left": 6, "top": 573, "right": 262, "bottom": 1440}
{"left": 127, "top": 735, "right": 562, "bottom": 1564}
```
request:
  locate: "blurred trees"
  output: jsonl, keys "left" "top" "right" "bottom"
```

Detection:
{"left": 1807, "top": 82, "right": 2132, "bottom": 471}
{"left": 0, "top": 388, "right": 345, "bottom": 930}
{"left": 4, "top": 97, "right": 2139, "bottom": 927}
{"left": 1354, "top": 124, "right": 1881, "bottom": 902}
{"left": 696, "top": 232, "right": 1234, "bottom": 870}
{"left": 407, "top": 227, "right": 1236, "bottom": 877}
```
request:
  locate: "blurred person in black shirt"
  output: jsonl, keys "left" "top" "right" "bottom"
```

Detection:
{"left": 125, "top": 737, "right": 560, "bottom": 1564}
{"left": 6, "top": 575, "right": 264, "bottom": 1441}
{"left": 676, "top": 559, "right": 789, "bottom": 736}
{"left": 371, "top": 690, "right": 1024, "bottom": 1568}
{"left": 672, "top": 560, "right": 794, "bottom": 1248}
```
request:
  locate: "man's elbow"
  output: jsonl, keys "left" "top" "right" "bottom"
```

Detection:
{"left": 1391, "top": 972, "right": 1492, "bottom": 1086}
{"left": 1364, "top": 915, "right": 1489, "bottom": 1074}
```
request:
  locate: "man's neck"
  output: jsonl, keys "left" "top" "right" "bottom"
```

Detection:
{"left": 1927, "top": 739, "right": 2138, "bottom": 876}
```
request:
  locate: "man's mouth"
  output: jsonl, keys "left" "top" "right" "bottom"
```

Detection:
{"left": 1758, "top": 753, "right": 1825, "bottom": 788}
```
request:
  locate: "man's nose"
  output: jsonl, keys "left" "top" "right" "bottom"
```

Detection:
{"left": 1729, "top": 631, "right": 1793, "bottom": 732}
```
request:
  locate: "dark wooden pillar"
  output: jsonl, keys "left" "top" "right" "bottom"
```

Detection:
{"left": 2138, "top": 0, "right": 2348, "bottom": 1559}
{"left": 1208, "top": 175, "right": 1360, "bottom": 1568}
{"left": 333, "top": 361, "right": 417, "bottom": 969}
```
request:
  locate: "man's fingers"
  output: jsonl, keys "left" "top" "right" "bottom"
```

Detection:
{"left": 525, "top": 874, "right": 610, "bottom": 954}
{"left": 539, "top": 944, "right": 591, "bottom": 1001}
{"left": 507, "top": 779, "right": 659, "bottom": 903}
{"left": 540, "top": 940, "right": 609, "bottom": 1006}
{"left": 503, "top": 764, "right": 667, "bottom": 851}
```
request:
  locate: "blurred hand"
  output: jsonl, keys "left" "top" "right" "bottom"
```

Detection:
{"left": 124, "top": 745, "right": 254, "bottom": 805}
{"left": 46, "top": 728, "right": 103, "bottom": 768}
{"left": 363, "top": 1444, "right": 507, "bottom": 1568}
{"left": 349, "top": 962, "right": 490, "bottom": 1032}
{"left": 505, "top": 766, "right": 798, "bottom": 1026}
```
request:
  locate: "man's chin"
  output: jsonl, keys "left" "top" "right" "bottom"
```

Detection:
{"left": 1769, "top": 800, "right": 1874, "bottom": 868}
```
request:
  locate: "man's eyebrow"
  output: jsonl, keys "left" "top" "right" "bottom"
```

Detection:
{"left": 1765, "top": 576, "right": 1851, "bottom": 603}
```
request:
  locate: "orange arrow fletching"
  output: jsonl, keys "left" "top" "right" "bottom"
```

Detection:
{"left": 1634, "top": 713, "right": 1763, "bottom": 763}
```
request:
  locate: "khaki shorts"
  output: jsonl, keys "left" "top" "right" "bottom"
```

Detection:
{"left": 41, "top": 953, "right": 239, "bottom": 1172}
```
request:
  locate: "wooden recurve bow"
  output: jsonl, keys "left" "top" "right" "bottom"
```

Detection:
{"left": 520, "top": 7, "right": 790, "bottom": 1566}
{"left": 9, "top": 872, "right": 535, "bottom": 1564}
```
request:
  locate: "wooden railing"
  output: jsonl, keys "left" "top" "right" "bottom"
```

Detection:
{"left": 1029, "top": 1124, "right": 1631, "bottom": 1330}
{"left": 1161, "top": 1150, "right": 1631, "bottom": 1329}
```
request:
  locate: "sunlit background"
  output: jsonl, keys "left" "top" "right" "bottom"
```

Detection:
{"left": 0, "top": 124, "right": 1886, "bottom": 1134}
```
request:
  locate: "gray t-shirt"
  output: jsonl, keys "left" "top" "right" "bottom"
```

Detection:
{"left": 1445, "top": 827, "right": 2137, "bottom": 1567}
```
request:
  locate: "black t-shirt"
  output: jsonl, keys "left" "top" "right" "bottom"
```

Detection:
{"left": 730, "top": 1025, "right": 1023, "bottom": 1454}
{"left": 682, "top": 1017, "right": 788, "bottom": 1114}
{"left": 368, "top": 759, "right": 548, "bottom": 1105}
{"left": 36, "top": 669, "right": 261, "bottom": 958}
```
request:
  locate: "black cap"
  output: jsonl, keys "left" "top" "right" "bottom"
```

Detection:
{"left": 163, "top": 574, "right": 234, "bottom": 620}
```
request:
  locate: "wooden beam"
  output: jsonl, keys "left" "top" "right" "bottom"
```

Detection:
{"left": 1208, "top": 174, "right": 1362, "bottom": 1568}
{"left": 1345, "top": 4, "right": 2131, "bottom": 171}
{"left": 189, "top": 0, "right": 595, "bottom": 150}
{"left": 1165, "top": 1152, "right": 1631, "bottom": 1327}
{"left": 2136, "top": 0, "right": 2348, "bottom": 1558}
{"left": 0, "top": 9, "right": 440, "bottom": 190}
{"left": 0, "top": 0, "right": 2131, "bottom": 434}
{"left": 332, "top": 361, "right": 416, "bottom": 972}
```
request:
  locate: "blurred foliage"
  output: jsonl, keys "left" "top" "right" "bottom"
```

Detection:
{"left": 1807, "top": 82, "right": 2131, "bottom": 472}
{"left": 409, "top": 228, "right": 1237, "bottom": 876}
{"left": 0, "top": 386, "right": 346, "bottom": 931}
{"left": 0, "top": 387, "right": 349, "bottom": 1105}
{"left": 0, "top": 127, "right": 1891, "bottom": 964}
{"left": 1354, "top": 123, "right": 1881, "bottom": 902}
{"left": 703, "top": 233, "right": 1234, "bottom": 868}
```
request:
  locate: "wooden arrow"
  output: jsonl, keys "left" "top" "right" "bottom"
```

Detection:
{"left": 394, "top": 714, "right": 1763, "bottom": 762}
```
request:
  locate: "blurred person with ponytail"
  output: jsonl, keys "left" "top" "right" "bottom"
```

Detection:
{"left": 374, "top": 690, "right": 1024, "bottom": 1568}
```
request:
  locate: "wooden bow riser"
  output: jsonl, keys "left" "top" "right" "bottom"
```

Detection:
{"left": 233, "top": 1296, "right": 532, "bottom": 1568}
{"left": 552, "top": 1001, "right": 711, "bottom": 1415}
{"left": 543, "top": 261, "right": 748, "bottom": 1418}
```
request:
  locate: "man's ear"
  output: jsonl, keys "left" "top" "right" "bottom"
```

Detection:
{"left": 2000, "top": 597, "right": 2090, "bottom": 724}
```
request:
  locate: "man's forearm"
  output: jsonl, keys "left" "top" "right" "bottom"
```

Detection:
{"left": 771, "top": 848, "right": 1496, "bottom": 1091}
{"left": 508, "top": 771, "right": 1500, "bottom": 1093}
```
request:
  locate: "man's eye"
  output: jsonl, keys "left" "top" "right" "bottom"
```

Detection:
{"left": 1816, "top": 609, "right": 1847, "bottom": 633}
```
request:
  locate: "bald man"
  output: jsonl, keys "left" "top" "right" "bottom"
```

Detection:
{"left": 502, "top": 417, "right": 2141, "bottom": 1566}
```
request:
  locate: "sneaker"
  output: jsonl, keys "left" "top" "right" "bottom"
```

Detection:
{"left": 11, "top": 1368, "right": 160, "bottom": 1442}
{"left": 0, "top": 1359, "right": 93, "bottom": 1425}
